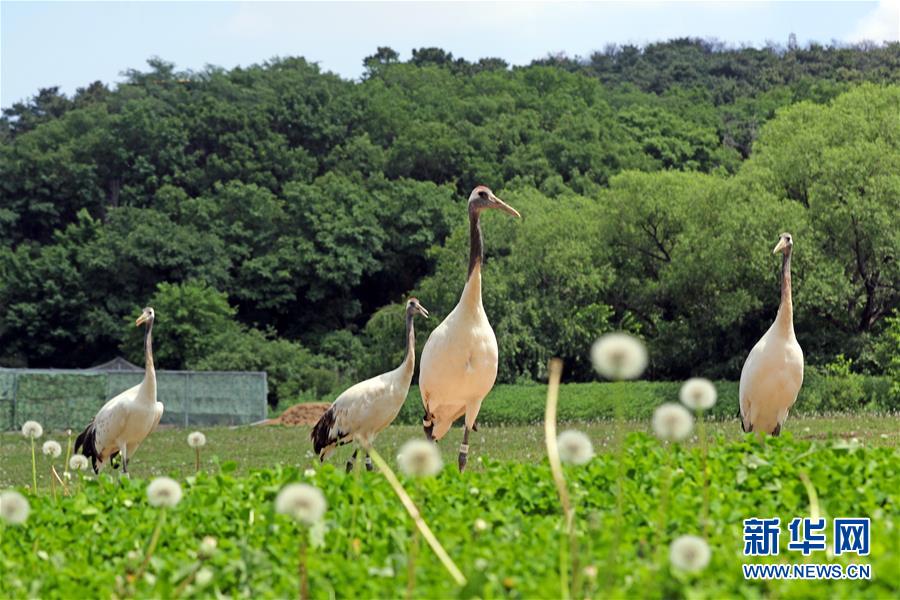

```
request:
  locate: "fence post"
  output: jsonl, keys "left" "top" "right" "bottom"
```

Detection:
{"left": 185, "top": 372, "right": 191, "bottom": 428}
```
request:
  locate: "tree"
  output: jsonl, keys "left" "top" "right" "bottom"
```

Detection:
{"left": 744, "top": 84, "right": 900, "bottom": 342}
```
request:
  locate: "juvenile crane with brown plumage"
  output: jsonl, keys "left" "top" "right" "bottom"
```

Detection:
{"left": 740, "top": 233, "right": 804, "bottom": 435}
{"left": 419, "top": 185, "right": 520, "bottom": 471}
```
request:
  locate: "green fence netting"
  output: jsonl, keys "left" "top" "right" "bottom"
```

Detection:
{"left": 0, "top": 368, "right": 267, "bottom": 431}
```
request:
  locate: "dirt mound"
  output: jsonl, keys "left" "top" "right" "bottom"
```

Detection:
{"left": 276, "top": 402, "right": 331, "bottom": 426}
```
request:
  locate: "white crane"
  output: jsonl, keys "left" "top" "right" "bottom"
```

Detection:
{"left": 419, "top": 185, "right": 520, "bottom": 471}
{"left": 75, "top": 307, "right": 164, "bottom": 474}
{"left": 312, "top": 298, "right": 429, "bottom": 471}
{"left": 740, "top": 233, "right": 804, "bottom": 435}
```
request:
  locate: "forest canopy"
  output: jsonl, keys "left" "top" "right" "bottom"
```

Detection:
{"left": 1, "top": 39, "right": 898, "bottom": 405}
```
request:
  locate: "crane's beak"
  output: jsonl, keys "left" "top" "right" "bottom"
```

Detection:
{"left": 417, "top": 305, "right": 430, "bottom": 319}
{"left": 491, "top": 194, "right": 521, "bottom": 218}
{"left": 135, "top": 313, "right": 149, "bottom": 326}
{"left": 772, "top": 238, "right": 788, "bottom": 254}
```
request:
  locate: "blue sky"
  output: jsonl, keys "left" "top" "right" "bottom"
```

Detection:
{"left": 2, "top": 1, "right": 898, "bottom": 109}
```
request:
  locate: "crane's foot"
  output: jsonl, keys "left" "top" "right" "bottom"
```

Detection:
{"left": 345, "top": 459, "right": 354, "bottom": 473}
{"left": 458, "top": 444, "right": 469, "bottom": 472}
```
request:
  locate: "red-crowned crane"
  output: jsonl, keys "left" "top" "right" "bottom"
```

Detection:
{"left": 75, "top": 307, "right": 163, "bottom": 473}
{"left": 312, "top": 298, "right": 429, "bottom": 471}
{"left": 419, "top": 185, "right": 520, "bottom": 471}
{"left": 740, "top": 233, "right": 804, "bottom": 435}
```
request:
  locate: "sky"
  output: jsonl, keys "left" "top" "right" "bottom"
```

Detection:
{"left": 2, "top": 1, "right": 898, "bottom": 109}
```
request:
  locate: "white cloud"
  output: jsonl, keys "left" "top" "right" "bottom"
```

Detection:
{"left": 849, "top": 0, "right": 899, "bottom": 43}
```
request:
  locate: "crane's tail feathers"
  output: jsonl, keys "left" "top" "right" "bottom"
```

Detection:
{"left": 74, "top": 421, "right": 101, "bottom": 474}
{"left": 311, "top": 407, "right": 346, "bottom": 459}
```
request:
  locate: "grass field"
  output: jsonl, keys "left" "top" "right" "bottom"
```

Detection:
{"left": 2, "top": 414, "right": 898, "bottom": 598}
{"left": 2, "top": 414, "right": 898, "bottom": 487}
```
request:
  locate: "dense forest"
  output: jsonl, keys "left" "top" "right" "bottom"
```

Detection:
{"left": 1, "top": 39, "right": 898, "bottom": 405}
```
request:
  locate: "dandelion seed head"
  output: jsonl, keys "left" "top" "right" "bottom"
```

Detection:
{"left": 652, "top": 403, "right": 694, "bottom": 442}
{"left": 146, "top": 477, "right": 183, "bottom": 508}
{"left": 474, "top": 518, "right": 489, "bottom": 532}
{"left": 195, "top": 567, "right": 213, "bottom": 587}
{"left": 199, "top": 536, "right": 217, "bottom": 558}
{"left": 475, "top": 558, "right": 489, "bottom": 571}
{"left": 303, "top": 468, "right": 316, "bottom": 478}
{"left": 591, "top": 333, "right": 648, "bottom": 380}
{"left": 557, "top": 430, "right": 594, "bottom": 465}
{"left": 469, "top": 487, "right": 480, "bottom": 496}
{"left": 21, "top": 421, "right": 43, "bottom": 439}
{"left": 584, "top": 565, "right": 598, "bottom": 580}
{"left": 275, "top": 483, "right": 326, "bottom": 525}
{"left": 187, "top": 431, "right": 207, "bottom": 448}
{"left": 669, "top": 535, "right": 711, "bottom": 572}
{"left": 0, "top": 490, "right": 30, "bottom": 525}
{"left": 69, "top": 454, "right": 89, "bottom": 471}
{"left": 679, "top": 378, "right": 717, "bottom": 410}
{"left": 42, "top": 440, "right": 62, "bottom": 458}
{"left": 397, "top": 439, "right": 442, "bottom": 477}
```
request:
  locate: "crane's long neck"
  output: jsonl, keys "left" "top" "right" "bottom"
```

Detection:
{"left": 142, "top": 318, "right": 157, "bottom": 400}
{"left": 401, "top": 311, "right": 416, "bottom": 374}
{"left": 462, "top": 207, "right": 483, "bottom": 307}
{"left": 775, "top": 250, "right": 793, "bottom": 335}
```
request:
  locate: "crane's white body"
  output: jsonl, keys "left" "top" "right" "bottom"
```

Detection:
{"left": 90, "top": 376, "right": 163, "bottom": 469}
{"left": 739, "top": 321, "right": 804, "bottom": 434}
{"left": 420, "top": 268, "right": 498, "bottom": 440}
{"left": 317, "top": 359, "right": 414, "bottom": 457}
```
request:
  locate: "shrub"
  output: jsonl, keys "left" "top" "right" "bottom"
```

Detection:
{"left": 387, "top": 376, "right": 895, "bottom": 427}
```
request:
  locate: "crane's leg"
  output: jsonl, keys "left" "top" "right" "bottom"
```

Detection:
{"left": 120, "top": 443, "right": 129, "bottom": 477}
{"left": 423, "top": 408, "right": 435, "bottom": 441}
{"left": 458, "top": 426, "right": 470, "bottom": 472}
{"left": 346, "top": 449, "right": 358, "bottom": 473}
{"left": 364, "top": 451, "right": 374, "bottom": 472}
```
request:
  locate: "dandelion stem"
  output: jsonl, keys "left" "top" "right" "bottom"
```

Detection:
{"left": 545, "top": 358, "right": 573, "bottom": 600}
{"left": 173, "top": 562, "right": 203, "bottom": 598}
{"left": 657, "top": 447, "right": 672, "bottom": 556}
{"left": 136, "top": 509, "right": 167, "bottom": 581}
{"left": 51, "top": 465, "right": 69, "bottom": 497}
{"left": 406, "top": 527, "right": 419, "bottom": 600}
{"left": 605, "top": 387, "right": 627, "bottom": 594}
{"left": 698, "top": 410, "right": 710, "bottom": 536}
{"left": 365, "top": 446, "right": 466, "bottom": 586}
{"left": 49, "top": 465, "right": 57, "bottom": 501}
{"left": 195, "top": 448, "right": 200, "bottom": 474}
{"left": 299, "top": 530, "right": 309, "bottom": 600}
{"left": 798, "top": 471, "right": 821, "bottom": 521}
{"left": 30, "top": 437, "right": 37, "bottom": 494}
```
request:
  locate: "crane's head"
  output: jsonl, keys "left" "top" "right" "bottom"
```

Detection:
{"left": 468, "top": 185, "right": 520, "bottom": 218}
{"left": 135, "top": 306, "right": 155, "bottom": 327}
{"left": 773, "top": 233, "right": 793, "bottom": 255}
{"left": 406, "top": 298, "right": 429, "bottom": 319}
